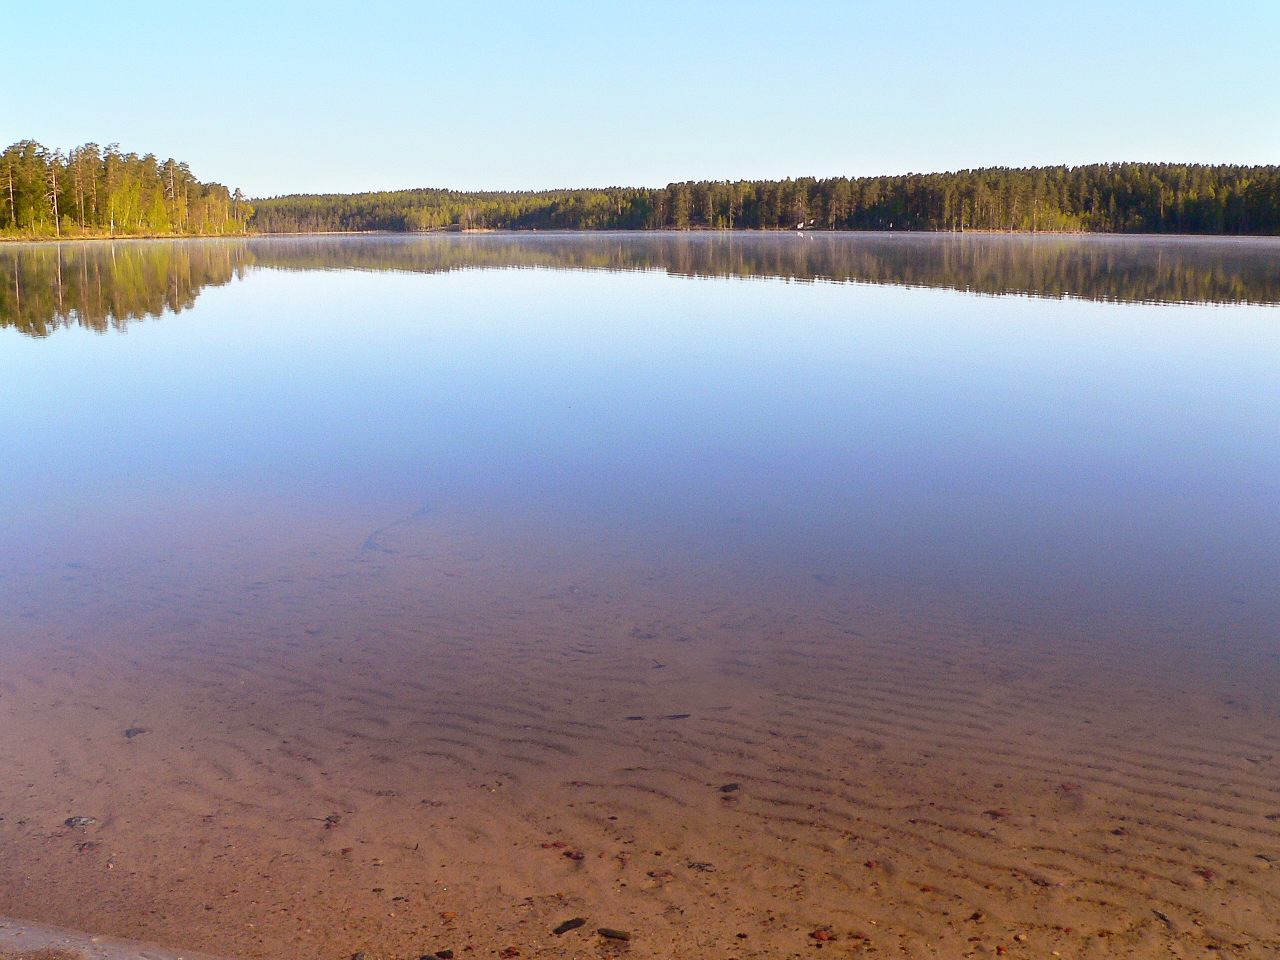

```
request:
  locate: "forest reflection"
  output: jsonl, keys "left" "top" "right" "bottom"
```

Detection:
{"left": 4, "top": 232, "right": 1278, "bottom": 337}
{"left": 0, "top": 240, "right": 251, "bottom": 337}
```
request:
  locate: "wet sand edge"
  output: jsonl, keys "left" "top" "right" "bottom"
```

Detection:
{"left": 0, "top": 917, "right": 232, "bottom": 960}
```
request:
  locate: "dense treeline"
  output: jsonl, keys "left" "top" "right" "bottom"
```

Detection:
{"left": 250, "top": 187, "right": 655, "bottom": 233}
{"left": 1, "top": 140, "right": 252, "bottom": 238}
{"left": 6, "top": 147, "right": 1277, "bottom": 239}
{"left": 7, "top": 233, "right": 1279, "bottom": 337}
{"left": 253, "top": 164, "right": 1280, "bottom": 235}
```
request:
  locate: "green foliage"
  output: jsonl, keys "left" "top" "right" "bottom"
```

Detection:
{"left": 253, "top": 164, "right": 1280, "bottom": 236}
{"left": 5, "top": 144, "right": 1277, "bottom": 239}
{"left": 250, "top": 186, "right": 658, "bottom": 233}
{"left": 0, "top": 140, "right": 251, "bottom": 239}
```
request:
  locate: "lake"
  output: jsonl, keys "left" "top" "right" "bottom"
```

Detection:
{"left": 1, "top": 232, "right": 1278, "bottom": 960}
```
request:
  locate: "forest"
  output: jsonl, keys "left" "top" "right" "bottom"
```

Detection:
{"left": 4, "top": 141, "right": 1279, "bottom": 240}
{"left": 252, "top": 164, "right": 1280, "bottom": 235}
{"left": 1, "top": 140, "right": 252, "bottom": 238}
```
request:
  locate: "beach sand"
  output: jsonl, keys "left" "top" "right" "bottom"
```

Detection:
{"left": 1, "top": 502, "right": 1277, "bottom": 960}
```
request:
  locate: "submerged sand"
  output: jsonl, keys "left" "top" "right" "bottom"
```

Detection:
{"left": 0, "top": 502, "right": 1277, "bottom": 960}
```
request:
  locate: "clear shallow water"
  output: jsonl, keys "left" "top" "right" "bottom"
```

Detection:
{"left": 1, "top": 233, "right": 1279, "bottom": 959}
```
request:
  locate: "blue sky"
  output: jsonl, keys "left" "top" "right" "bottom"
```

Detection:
{"left": 5, "top": 0, "right": 1277, "bottom": 197}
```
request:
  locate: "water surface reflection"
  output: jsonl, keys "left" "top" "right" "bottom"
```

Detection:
{"left": 4, "top": 231, "right": 1280, "bottom": 338}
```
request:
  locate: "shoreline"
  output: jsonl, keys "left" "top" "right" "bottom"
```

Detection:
{"left": 0, "top": 916, "right": 230, "bottom": 960}
{"left": 4, "top": 226, "right": 1280, "bottom": 245}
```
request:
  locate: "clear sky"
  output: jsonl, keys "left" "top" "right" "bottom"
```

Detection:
{"left": 6, "top": 0, "right": 1277, "bottom": 198}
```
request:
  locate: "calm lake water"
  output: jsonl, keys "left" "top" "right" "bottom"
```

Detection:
{"left": 1, "top": 233, "right": 1278, "bottom": 959}
{"left": 4, "top": 233, "right": 1278, "bottom": 636}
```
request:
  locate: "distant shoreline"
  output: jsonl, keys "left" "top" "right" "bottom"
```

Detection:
{"left": 5, "top": 226, "right": 1280, "bottom": 245}
{"left": 7, "top": 149, "right": 1277, "bottom": 240}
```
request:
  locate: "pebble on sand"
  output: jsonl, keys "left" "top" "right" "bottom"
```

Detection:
{"left": 553, "top": 918, "right": 587, "bottom": 935}
{"left": 597, "top": 928, "right": 631, "bottom": 941}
